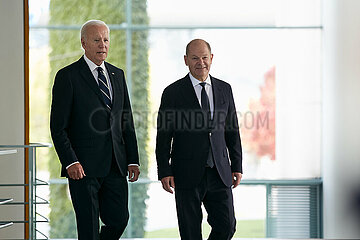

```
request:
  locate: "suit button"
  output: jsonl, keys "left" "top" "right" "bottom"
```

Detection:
{"left": 209, "top": 132, "right": 212, "bottom": 137}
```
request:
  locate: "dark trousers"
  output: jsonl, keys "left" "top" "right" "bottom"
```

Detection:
{"left": 68, "top": 161, "right": 129, "bottom": 240}
{"left": 175, "top": 167, "right": 236, "bottom": 240}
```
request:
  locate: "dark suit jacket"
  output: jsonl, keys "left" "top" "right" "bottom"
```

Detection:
{"left": 50, "top": 56, "right": 139, "bottom": 178}
{"left": 156, "top": 74, "right": 242, "bottom": 188}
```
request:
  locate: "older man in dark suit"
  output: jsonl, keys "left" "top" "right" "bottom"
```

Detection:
{"left": 50, "top": 20, "right": 140, "bottom": 240}
{"left": 156, "top": 39, "right": 243, "bottom": 240}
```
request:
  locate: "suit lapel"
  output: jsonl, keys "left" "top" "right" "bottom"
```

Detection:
{"left": 180, "top": 74, "right": 202, "bottom": 109}
{"left": 78, "top": 57, "right": 122, "bottom": 111}
{"left": 210, "top": 75, "right": 225, "bottom": 125}
{"left": 78, "top": 57, "right": 105, "bottom": 106}
{"left": 105, "top": 62, "right": 123, "bottom": 111}
{"left": 180, "top": 74, "right": 226, "bottom": 120}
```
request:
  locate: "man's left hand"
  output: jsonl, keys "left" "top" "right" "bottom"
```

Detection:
{"left": 128, "top": 165, "right": 140, "bottom": 182}
{"left": 232, "top": 172, "right": 242, "bottom": 188}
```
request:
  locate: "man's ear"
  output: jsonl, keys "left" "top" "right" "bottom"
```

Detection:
{"left": 81, "top": 38, "right": 86, "bottom": 49}
{"left": 184, "top": 55, "right": 188, "bottom": 66}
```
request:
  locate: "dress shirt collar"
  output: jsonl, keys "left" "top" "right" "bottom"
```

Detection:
{"left": 83, "top": 54, "right": 106, "bottom": 73}
{"left": 189, "top": 72, "right": 211, "bottom": 87}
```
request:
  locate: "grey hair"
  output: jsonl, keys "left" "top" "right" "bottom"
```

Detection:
{"left": 80, "top": 20, "right": 110, "bottom": 40}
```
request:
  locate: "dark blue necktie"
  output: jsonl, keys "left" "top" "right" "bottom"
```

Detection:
{"left": 200, "top": 82, "right": 214, "bottom": 168}
{"left": 97, "top": 67, "right": 112, "bottom": 109}
{"left": 200, "top": 82, "right": 211, "bottom": 121}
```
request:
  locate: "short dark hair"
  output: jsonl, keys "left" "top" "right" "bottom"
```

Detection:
{"left": 185, "top": 39, "right": 211, "bottom": 56}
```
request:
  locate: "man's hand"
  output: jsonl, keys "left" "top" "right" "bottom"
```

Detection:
{"left": 161, "top": 176, "right": 175, "bottom": 194}
{"left": 232, "top": 172, "right": 242, "bottom": 188}
{"left": 128, "top": 165, "right": 140, "bottom": 182}
{"left": 67, "top": 163, "right": 86, "bottom": 180}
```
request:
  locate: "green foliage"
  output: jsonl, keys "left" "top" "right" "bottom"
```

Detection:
{"left": 48, "top": 185, "right": 77, "bottom": 238}
{"left": 48, "top": 146, "right": 77, "bottom": 238}
{"left": 49, "top": 0, "right": 149, "bottom": 238}
{"left": 123, "top": 0, "right": 150, "bottom": 237}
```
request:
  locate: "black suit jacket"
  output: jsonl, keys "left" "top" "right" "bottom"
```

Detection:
{"left": 156, "top": 74, "right": 242, "bottom": 188}
{"left": 50, "top": 57, "right": 139, "bottom": 178}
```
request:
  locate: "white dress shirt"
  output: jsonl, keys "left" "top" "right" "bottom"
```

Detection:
{"left": 83, "top": 54, "right": 113, "bottom": 101}
{"left": 189, "top": 72, "right": 214, "bottom": 119}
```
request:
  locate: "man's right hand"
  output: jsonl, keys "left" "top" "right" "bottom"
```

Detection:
{"left": 161, "top": 176, "right": 175, "bottom": 194}
{"left": 67, "top": 163, "right": 86, "bottom": 180}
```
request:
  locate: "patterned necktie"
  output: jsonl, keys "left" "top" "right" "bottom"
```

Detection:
{"left": 97, "top": 67, "right": 112, "bottom": 109}
{"left": 200, "top": 82, "right": 214, "bottom": 168}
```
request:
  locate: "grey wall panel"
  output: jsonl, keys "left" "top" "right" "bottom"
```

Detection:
{"left": 0, "top": 0, "right": 25, "bottom": 239}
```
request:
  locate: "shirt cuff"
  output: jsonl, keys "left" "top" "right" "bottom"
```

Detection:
{"left": 67, "top": 162, "right": 137, "bottom": 169}
{"left": 66, "top": 161, "right": 79, "bottom": 169}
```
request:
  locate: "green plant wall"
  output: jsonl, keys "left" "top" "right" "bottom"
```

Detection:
{"left": 48, "top": 0, "right": 149, "bottom": 237}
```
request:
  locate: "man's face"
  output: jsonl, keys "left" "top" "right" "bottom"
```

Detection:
{"left": 184, "top": 40, "right": 213, "bottom": 82}
{"left": 81, "top": 25, "right": 109, "bottom": 66}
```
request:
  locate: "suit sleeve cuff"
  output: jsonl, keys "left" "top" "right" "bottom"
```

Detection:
{"left": 66, "top": 161, "right": 79, "bottom": 169}
{"left": 128, "top": 164, "right": 139, "bottom": 167}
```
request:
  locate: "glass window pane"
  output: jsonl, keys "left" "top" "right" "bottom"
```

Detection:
{"left": 144, "top": 183, "right": 266, "bottom": 238}
{"left": 148, "top": 28, "right": 321, "bottom": 180}
{"left": 148, "top": 0, "right": 322, "bottom": 27}
{"left": 48, "top": 0, "right": 126, "bottom": 25}
{"left": 29, "top": 0, "right": 322, "bottom": 238}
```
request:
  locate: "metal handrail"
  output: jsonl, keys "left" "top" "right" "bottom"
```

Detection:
{"left": 0, "top": 198, "right": 13, "bottom": 205}
{"left": 0, "top": 222, "right": 13, "bottom": 230}
{"left": 0, "top": 143, "right": 51, "bottom": 239}
{"left": 0, "top": 149, "right": 17, "bottom": 155}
